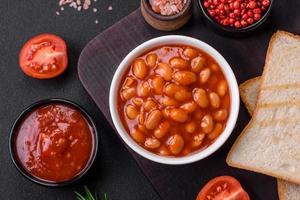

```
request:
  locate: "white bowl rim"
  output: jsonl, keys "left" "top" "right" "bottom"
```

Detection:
{"left": 109, "top": 35, "right": 239, "bottom": 165}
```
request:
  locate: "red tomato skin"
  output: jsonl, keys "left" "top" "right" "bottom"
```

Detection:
{"left": 196, "top": 176, "right": 250, "bottom": 200}
{"left": 19, "top": 33, "right": 68, "bottom": 79}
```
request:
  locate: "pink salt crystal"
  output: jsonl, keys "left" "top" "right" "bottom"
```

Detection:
{"left": 149, "top": 0, "right": 187, "bottom": 16}
{"left": 59, "top": 0, "right": 92, "bottom": 10}
{"left": 69, "top": 2, "right": 77, "bottom": 8}
{"left": 83, "top": 0, "right": 91, "bottom": 10}
{"left": 59, "top": 0, "right": 73, "bottom": 6}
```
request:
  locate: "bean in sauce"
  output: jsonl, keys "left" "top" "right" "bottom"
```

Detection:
{"left": 118, "top": 45, "right": 230, "bottom": 157}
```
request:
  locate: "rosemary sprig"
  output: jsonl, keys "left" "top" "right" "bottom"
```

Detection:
{"left": 103, "top": 194, "right": 108, "bottom": 200}
{"left": 75, "top": 186, "right": 109, "bottom": 200}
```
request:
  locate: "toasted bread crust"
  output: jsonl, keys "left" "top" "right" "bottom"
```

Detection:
{"left": 226, "top": 30, "right": 300, "bottom": 186}
{"left": 239, "top": 77, "right": 261, "bottom": 115}
{"left": 277, "top": 180, "right": 287, "bottom": 200}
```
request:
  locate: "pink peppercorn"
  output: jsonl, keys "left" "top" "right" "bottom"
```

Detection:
{"left": 234, "top": 21, "right": 241, "bottom": 28}
{"left": 202, "top": 0, "right": 271, "bottom": 29}
{"left": 247, "top": 1, "right": 256, "bottom": 9}
{"left": 254, "top": 13, "right": 261, "bottom": 20}
{"left": 247, "top": 17, "right": 254, "bottom": 24}
{"left": 262, "top": 0, "right": 270, "bottom": 6}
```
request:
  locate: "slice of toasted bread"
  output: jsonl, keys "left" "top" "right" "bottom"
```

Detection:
{"left": 240, "top": 77, "right": 300, "bottom": 200}
{"left": 227, "top": 31, "right": 300, "bottom": 185}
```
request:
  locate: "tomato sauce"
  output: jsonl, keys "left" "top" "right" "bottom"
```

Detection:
{"left": 14, "top": 103, "right": 94, "bottom": 182}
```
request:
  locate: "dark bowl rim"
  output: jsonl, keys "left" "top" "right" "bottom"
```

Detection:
{"left": 196, "top": 0, "right": 274, "bottom": 33}
{"left": 9, "top": 98, "right": 99, "bottom": 187}
{"left": 141, "top": 0, "right": 192, "bottom": 21}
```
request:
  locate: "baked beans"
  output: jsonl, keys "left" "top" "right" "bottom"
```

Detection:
{"left": 118, "top": 45, "right": 230, "bottom": 157}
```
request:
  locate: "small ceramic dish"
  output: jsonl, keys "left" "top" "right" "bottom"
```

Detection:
{"left": 197, "top": 0, "right": 274, "bottom": 36}
{"left": 9, "top": 99, "right": 99, "bottom": 187}
{"left": 141, "top": 0, "right": 193, "bottom": 31}
{"left": 109, "top": 35, "right": 240, "bottom": 165}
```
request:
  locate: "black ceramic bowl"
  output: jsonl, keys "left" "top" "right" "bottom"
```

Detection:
{"left": 9, "top": 99, "right": 99, "bottom": 187}
{"left": 197, "top": 0, "right": 274, "bottom": 36}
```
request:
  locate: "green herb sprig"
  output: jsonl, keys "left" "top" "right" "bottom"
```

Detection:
{"left": 75, "top": 186, "right": 108, "bottom": 200}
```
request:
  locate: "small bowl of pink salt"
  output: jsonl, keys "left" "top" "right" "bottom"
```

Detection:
{"left": 141, "top": 0, "right": 193, "bottom": 31}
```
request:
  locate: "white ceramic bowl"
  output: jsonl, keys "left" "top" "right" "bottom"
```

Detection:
{"left": 109, "top": 35, "right": 239, "bottom": 165}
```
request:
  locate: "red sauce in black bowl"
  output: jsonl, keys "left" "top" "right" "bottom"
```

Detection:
{"left": 10, "top": 99, "right": 98, "bottom": 186}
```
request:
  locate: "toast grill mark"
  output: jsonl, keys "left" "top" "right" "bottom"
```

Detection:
{"left": 257, "top": 102, "right": 300, "bottom": 108}
{"left": 261, "top": 83, "right": 300, "bottom": 91}
{"left": 256, "top": 118, "right": 300, "bottom": 127}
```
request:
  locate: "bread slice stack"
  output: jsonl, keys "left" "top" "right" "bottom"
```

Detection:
{"left": 226, "top": 31, "right": 300, "bottom": 200}
{"left": 240, "top": 77, "right": 300, "bottom": 200}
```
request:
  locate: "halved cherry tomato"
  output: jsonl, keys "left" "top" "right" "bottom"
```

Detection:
{"left": 19, "top": 33, "right": 68, "bottom": 79}
{"left": 196, "top": 176, "right": 250, "bottom": 200}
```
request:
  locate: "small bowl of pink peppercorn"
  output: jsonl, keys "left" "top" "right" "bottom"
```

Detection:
{"left": 197, "top": 0, "right": 274, "bottom": 36}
